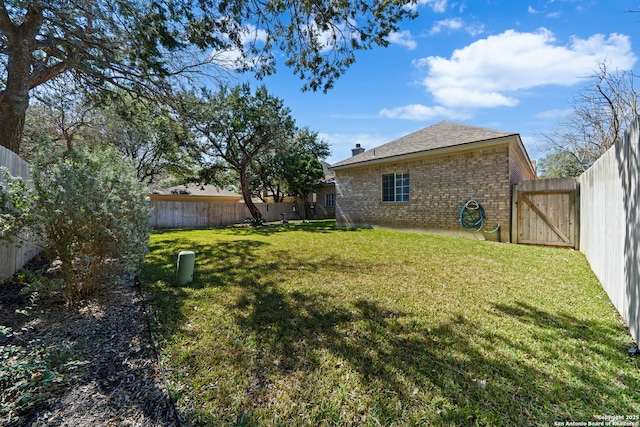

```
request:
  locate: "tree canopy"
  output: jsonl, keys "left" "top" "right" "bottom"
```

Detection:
{"left": 183, "top": 84, "right": 297, "bottom": 219}
{"left": 0, "top": 0, "right": 415, "bottom": 154}
{"left": 89, "top": 93, "right": 194, "bottom": 185}
{"left": 539, "top": 62, "right": 639, "bottom": 177}
{"left": 251, "top": 127, "right": 330, "bottom": 204}
{"left": 23, "top": 80, "right": 193, "bottom": 185}
{"left": 536, "top": 151, "right": 584, "bottom": 179}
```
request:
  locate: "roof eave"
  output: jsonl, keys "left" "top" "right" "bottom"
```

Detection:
{"left": 513, "top": 134, "right": 537, "bottom": 177}
{"left": 330, "top": 135, "right": 518, "bottom": 171}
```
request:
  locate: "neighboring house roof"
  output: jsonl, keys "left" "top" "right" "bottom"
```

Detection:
{"left": 151, "top": 183, "right": 241, "bottom": 197}
{"left": 149, "top": 184, "right": 243, "bottom": 202}
{"left": 321, "top": 160, "right": 336, "bottom": 184}
{"left": 330, "top": 121, "right": 522, "bottom": 170}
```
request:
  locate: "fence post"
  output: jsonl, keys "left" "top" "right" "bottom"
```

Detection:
{"left": 510, "top": 184, "right": 518, "bottom": 244}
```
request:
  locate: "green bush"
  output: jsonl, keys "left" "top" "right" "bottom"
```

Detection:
{"left": 28, "top": 145, "right": 150, "bottom": 301}
{"left": 0, "top": 168, "right": 34, "bottom": 244}
{"left": 243, "top": 216, "right": 266, "bottom": 227}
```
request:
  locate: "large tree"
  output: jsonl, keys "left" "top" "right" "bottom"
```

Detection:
{"left": 88, "top": 93, "right": 194, "bottom": 185}
{"left": 540, "top": 62, "right": 639, "bottom": 177}
{"left": 536, "top": 150, "right": 584, "bottom": 179}
{"left": 23, "top": 81, "right": 193, "bottom": 185}
{"left": 251, "top": 127, "right": 329, "bottom": 203}
{"left": 0, "top": 0, "right": 415, "bottom": 154}
{"left": 184, "top": 84, "right": 296, "bottom": 219}
{"left": 22, "top": 76, "right": 96, "bottom": 154}
{"left": 280, "top": 153, "right": 325, "bottom": 219}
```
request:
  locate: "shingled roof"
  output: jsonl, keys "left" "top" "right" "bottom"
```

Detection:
{"left": 331, "top": 121, "right": 518, "bottom": 169}
{"left": 151, "top": 183, "right": 241, "bottom": 197}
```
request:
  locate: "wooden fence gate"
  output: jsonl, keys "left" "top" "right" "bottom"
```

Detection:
{"left": 511, "top": 178, "right": 579, "bottom": 248}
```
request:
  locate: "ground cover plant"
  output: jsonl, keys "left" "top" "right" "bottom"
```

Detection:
{"left": 141, "top": 220, "right": 640, "bottom": 426}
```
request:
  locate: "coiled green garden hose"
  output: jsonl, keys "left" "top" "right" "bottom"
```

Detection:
{"left": 459, "top": 200, "right": 500, "bottom": 234}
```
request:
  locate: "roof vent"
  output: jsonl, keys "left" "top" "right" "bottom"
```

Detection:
{"left": 352, "top": 143, "right": 365, "bottom": 157}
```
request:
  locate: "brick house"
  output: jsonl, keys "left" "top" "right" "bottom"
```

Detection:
{"left": 314, "top": 182, "right": 336, "bottom": 219}
{"left": 312, "top": 161, "right": 336, "bottom": 219}
{"left": 329, "top": 121, "right": 536, "bottom": 241}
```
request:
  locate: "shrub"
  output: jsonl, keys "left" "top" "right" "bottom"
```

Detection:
{"left": 243, "top": 217, "right": 266, "bottom": 227}
{"left": 0, "top": 168, "right": 34, "bottom": 244}
{"left": 28, "top": 145, "right": 151, "bottom": 302}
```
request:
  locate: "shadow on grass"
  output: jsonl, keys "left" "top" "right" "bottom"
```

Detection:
{"left": 141, "top": 232, "right": 640, "bottom": 426}
{"left": 234, "top": 293, "right": 640, "bottom": 425}
{"left": 243, "top": 219, "right": 356, "bottom": 236}
{"left": 150, "top": 219, "right": 356, "bottom": 238}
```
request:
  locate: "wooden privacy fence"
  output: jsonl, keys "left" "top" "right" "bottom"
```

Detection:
{"left": 512, "top": 178, "right": 579, "bottom": 248}
{"left": 148, "top": 199, "right": 309, "bottom": 229}
{"left": 0, "top": 146, "right": 40, "bottom": 281}
{"left": 578, "top": 117, "right": 640, "bottom": 346}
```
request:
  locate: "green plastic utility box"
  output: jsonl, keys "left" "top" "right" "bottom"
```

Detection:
{"left": 176, "top": 251, "right": 195, "bottom": 285}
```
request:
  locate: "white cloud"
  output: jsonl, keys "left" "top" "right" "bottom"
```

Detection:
{"left": 387, "top": 30, "right": 418, "bottom": 50}
{"left": 429, "top": 0, "right": 448, "bottom": 13}
{"left": 465, "top": 24, "right": 485, "bottom": 37}
{"left": 528, "top": 4, "right": 563, "bottom": 18}
{"left": 210, "top": 24, "right": 270, "bottom": 70}
{"left": 408, "top": 0, "right": 448, "bottom": 13}
{"left": 430, "top": 18, "right": 484, "bottom": 36}
{"left": 212, "top": 20, "right": 360, "bottom": 69}
{"left": 536, "top": 108, "right": 573, "bottom": 120}
{"left": 379, "top": 104, "right": 471, "bottom": 120}
{"left": 416, "top": 28, "right": 637, "bottom": 109}
{"left": 316, "top": 21, "right": 358, "bottom": 53}
{"left": 428, "top": 87, "right": 519, "bottom": 108}
{"left": 430, "top": 18, "right": 463, "bottom": 34}
{"left": 243, "top": 24, "right": 268, "bottom": 44}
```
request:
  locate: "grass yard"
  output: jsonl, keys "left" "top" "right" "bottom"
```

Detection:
{"left": 141, "top": 220, "right": 640, "bottom": 426}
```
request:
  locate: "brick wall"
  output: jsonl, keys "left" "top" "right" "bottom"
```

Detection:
{"left": 335, "top": 144, "right": 515, "bottom": 241}
{"left": 314, "top": 183, "right": 336, "bottom": 219}
{"left": 509, "top": 142, "right": 536, "bottom": 185}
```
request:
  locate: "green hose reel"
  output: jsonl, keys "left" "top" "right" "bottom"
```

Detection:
{"left": 459, "top": 200, "right": 500, "bottom": 237}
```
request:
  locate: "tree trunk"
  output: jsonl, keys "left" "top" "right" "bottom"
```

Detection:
{"left": 0, "top": 104, "right": 26, "bottom": 154}
{"left": 0, "top": 3, "right": 45, "bottom": 154}
{"left": 303, "top": 198, "right": 311, "bottom": 220}
{"left": 0, "top": 44, "right": 33, "bottom": 154}
{"left": 239, "top": 165, "right": 262, "bottom": 219}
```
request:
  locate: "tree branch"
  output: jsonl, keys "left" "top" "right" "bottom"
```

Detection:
{"left": 0, "top": 2, "right": 16, "bottom": 40}
{"left": 29, "top": 60, "right": 69, "bottom": 89}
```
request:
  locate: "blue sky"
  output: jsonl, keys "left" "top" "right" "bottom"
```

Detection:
{"left": 240, "top": 0, "right": 638, "bottom": 165}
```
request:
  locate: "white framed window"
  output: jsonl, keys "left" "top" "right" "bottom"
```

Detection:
{"left": 382, "top": 172, "right": 409, "bottom": 202}
{"left": 325, "top": 193, "right": 336, "bottom": 207}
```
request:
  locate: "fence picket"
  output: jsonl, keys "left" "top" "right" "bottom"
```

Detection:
{"left": 0, "top": 147, "right": 39, "bottom": 281}
{"left": 147, "top": 199, "right": 315, "bottom": 229}
{"left": 579, "top": 117, "right": 640, "bottom": 345}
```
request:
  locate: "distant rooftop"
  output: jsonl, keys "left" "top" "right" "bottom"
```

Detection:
{"left": 321, "top": 160, "right": 336, "bottom": 184}
{"left": 151, "top": 183, "right": 241, "bottom": 197}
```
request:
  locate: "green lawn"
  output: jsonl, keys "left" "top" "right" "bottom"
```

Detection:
{"left": 141, "top": 220, "right": 640, "bottom": 426}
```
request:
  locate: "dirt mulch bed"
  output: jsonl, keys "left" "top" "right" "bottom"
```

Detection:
{"left": 0, "top": 257, "right": 178, "bottom": 427}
